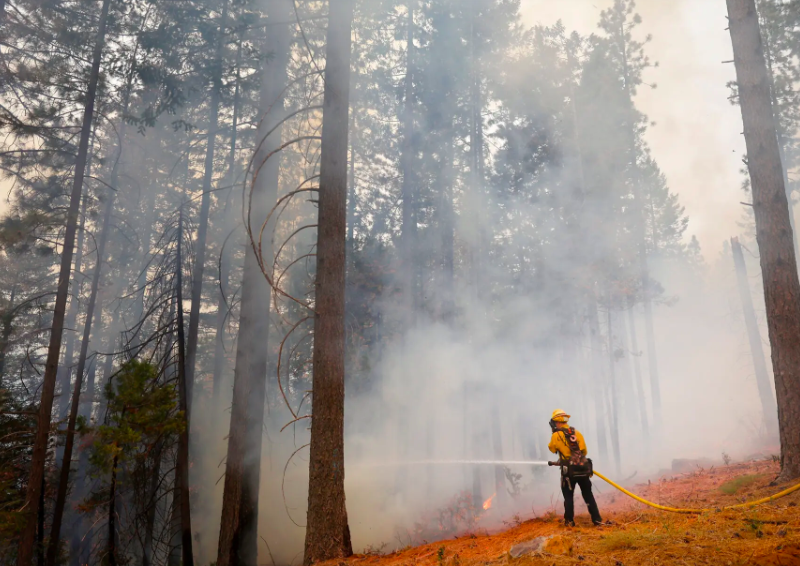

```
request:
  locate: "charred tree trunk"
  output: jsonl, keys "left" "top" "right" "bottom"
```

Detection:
{"left": 57, "top": 194, "right": 88, "bottom": 423}
{"left": 17, "top": 0, "right": 111, "bottom": 561}
{"left": 107, "top": 452, "right": 119, "bottom": 566}
{"left": 37, "top": 477, "right": 44, "bottom": 566}
{"left": 728, "top": 0, "right": 800, "bottom": 482}
{"left": 142, "top": 440, "right": 163, "bottom": 566}
{"left": 302, "top": 0, "right": 355, "bottom": 561}
{"left": 216, "top": 1, "right": 291, "bottom": 563}
{"left": 174, "top": 203, "right": 194, "bottom": 566}
{"left": 731, "top": 236, "right": 779, "bottom": 436}
{"left": 185, "top": 4, "right": 229, "bottom": 404}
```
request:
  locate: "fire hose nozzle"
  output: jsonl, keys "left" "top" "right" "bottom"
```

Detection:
{"left": 548, "top": 461, "right": 559, "bottom": 467}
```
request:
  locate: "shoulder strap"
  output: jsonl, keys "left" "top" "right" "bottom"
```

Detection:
{"left": 562, "top": 428, "right": 580, "bottom": 448}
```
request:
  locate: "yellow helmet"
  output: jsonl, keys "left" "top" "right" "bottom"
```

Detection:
{"left": 551, "top": 409, "right": 570, "bottom": 423}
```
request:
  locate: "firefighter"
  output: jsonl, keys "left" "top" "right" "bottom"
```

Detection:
{"left": 548, "top": 409, "right": 608, "bottom": 527}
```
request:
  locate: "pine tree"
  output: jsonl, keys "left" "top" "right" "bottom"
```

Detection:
{"left": 303, "top": 0, "right": 356, "bottom": 561}
{"left": 727, "top": 0, "right": 800, "bottom": 482}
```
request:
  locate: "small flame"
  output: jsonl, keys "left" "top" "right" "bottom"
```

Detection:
{"left": 482, "top": 493, "right": 496, "bottom": 511}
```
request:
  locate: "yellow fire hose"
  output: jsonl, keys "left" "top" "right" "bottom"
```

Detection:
{"left": 592, "top": 470, "right": 800, "bottom": 514}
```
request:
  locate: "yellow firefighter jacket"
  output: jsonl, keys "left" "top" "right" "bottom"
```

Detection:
{"left": 548, "top": 425, "right": 588, "bottom": 462}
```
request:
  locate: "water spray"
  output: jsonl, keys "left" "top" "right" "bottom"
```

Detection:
{"left": 356, "top": 459, "right": 552, "bottom": 467}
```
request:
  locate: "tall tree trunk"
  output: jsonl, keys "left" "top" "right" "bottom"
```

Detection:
{"left": 439, "top": 130, "right": 455, "bottom": 321}
{"left": 37, "top": 477, "right": 44, "bottom": 566}
{"left": 468, "top": 6, "right": 485, "bottom": 302}
{"left": 130, "top": 185, "right": 158, "bottom": 357}
{"left": 605, "top": 298, "right": 622, "bottom": 474}
{"left": 216, "top": 1, "right": 291, "bottom": 563}
{"left": 142, "top": 440, "right": 163, "bottom": 566}
{"left": 17, "top": 0, "right": 111, "bottom": 561}
{"left": 393, "top": 0, "right": 417, "bottom": 503}
{"left": 107, "top": 452, "right": 119, "bottom": 566}
{"left": 400, "top": 0, "right": 417, "bottom": 320}
{"left": 57, "top": 194, "right": 88, "bottom": 423}
{"left": 47, "top": 187, "right": 115, "bottom": 566}
{"left": 211, "top": 40, "right": 242, "bottom": 404}
{"left": 587, "top": 294, "right": 609, "bottom": 460}
{"left": 173, "top": 202, "right": 194, "bottom": 566}
{"left": 639, "top": 247, "right": 661, "bottom": 426}
{"left": 185, "top": 4, "right": 229, "bottom": 405}
{"left": 625, "top": 297, "right": 649, "bottom": 438}
{"left": 303, "top": 0, "right": 355, "bottom": 561}
{"left": 728, "top": 0, "right": 800, "bottom": 482}
{"left": 731, "top": 236, "right": 779, "bottom": 435}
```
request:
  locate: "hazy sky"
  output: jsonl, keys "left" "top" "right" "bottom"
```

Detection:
{"left": 521, "top": 0, "right": 752, "bottom": 259}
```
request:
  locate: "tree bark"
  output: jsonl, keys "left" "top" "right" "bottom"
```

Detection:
{"left": 107, "top": 452, "right": 119, "bottom": 566}
{"left": 728, "top": 0, "right": 800, "bottom": 482}
{"left": 731, "top": 236, "right": 779, "bottom": 436}
{"left": 57, "top": 192, "right": 89, "bottom": 424}
{"left": 142, "top": 440, "right": 163, "bottom": 566}
{"left": 37, "top": 477, "right": 44, "bottom": 566}
{"left": 185, "top": 4, "right": 229, "bottom": 405}
{"left": 17, "top": 0, "right": 111, "bottom": 561}
{"left": 174, "top": 202, "right": 194, "bottom": 566}
{"left": 303, "top": 0, "right": 355, "bottom": 561}
{"left": 216, "top": 1, "right": 291, "bottom": 563}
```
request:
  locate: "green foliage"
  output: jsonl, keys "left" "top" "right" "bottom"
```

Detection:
{"left": 87, "top": 360, "right": 183, "bottom": 475}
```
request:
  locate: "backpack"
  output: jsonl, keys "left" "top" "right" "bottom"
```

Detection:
{"left": 560, "top": 427, "right": 593, "bottom": 479}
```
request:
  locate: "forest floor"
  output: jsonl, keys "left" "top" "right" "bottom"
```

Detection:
{"left": 331, "top": 458, "right": 800, "bottom": 566}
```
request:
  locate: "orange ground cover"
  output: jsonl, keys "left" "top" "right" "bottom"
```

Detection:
{"left": 326, "top": 459, "right": 800, "bottom": 566}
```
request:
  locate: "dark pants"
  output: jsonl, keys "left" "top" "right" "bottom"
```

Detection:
{"left": 561, "top": 475, "right": 602, "bottom": 523}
